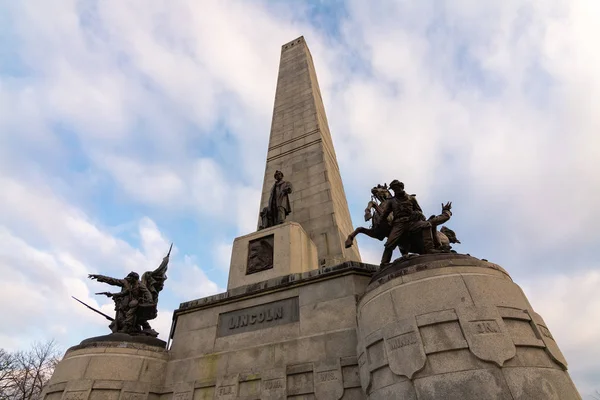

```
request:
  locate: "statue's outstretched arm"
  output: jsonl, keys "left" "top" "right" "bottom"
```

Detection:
{"left": 88, "top": 274, "right": 124, "bottom": 287}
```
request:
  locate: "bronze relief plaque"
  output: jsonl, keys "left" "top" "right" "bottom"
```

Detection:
{"left": 246, "top": 234, "right": 274, "bottom": 275}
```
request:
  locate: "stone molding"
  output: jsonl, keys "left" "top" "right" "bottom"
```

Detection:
{"left": 177, "top": 261, "right": 377, "bottom": 313}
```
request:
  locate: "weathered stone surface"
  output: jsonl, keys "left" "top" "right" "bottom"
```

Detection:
{"left": 368, "top": 379, "right": 416, "bottom": 400}
{"left": 528, "top": 310, "right": 568, "bottom": 370}
{"left": 502, "top": 367, "right": 582, "bottom": 399}
{"left": 85, "top": 355, "right": 142, "bottom": 381}
{"left": 169, "top": 326, "right": 217, "bottom": 359}
{"left": 300, "top": 296, "right": 356, "bottom": 336}
{"left": 414, "top": 369, "right": 513, "bottom": 400}
{"left": 419, "top": 321, "right": 468, "bottom": 354}
{"left": 356, "top": 255, "right": 580, "bottom": 399}
{"left": 89, "top": 389, "right": 120, "bottom": 400}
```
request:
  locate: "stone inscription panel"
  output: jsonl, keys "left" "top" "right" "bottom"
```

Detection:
{"left": 215, "top": 385, "right": 236, "bottom": 399}
{"left": 471, "top": 320, "right": 501, "bottom": 335}
{"left": 120, "top": 393, "right": 145, "bottom": 400}
{"left": 217, "top": 297, "right": 299, "bottom": 337}
{"left": 63, "top": 392, "right": 87, "bottom": 400}
{"left": 246, "top": 234, "right": 274, "bottom": 275}
{"left": 172, "top": 392, "right": 191, "bottom": 400}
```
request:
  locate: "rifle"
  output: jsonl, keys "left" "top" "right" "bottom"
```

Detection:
{"left": 72, "top": 296, "right": 114, "bottom": 322}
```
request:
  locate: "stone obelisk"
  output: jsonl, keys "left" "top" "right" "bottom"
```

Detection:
{"left": 258, "top": 36, "right": 361, "bottom": 267}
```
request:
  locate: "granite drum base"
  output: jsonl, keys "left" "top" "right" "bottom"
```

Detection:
{"left": 41, "top": 340, "right": 168, "bottom": 400}
{"left": 356, "top": 254, "right": 581, "bottom": 400}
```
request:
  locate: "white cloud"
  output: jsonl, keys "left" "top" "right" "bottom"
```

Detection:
{"left": 214, "top": 242, "right": 233, "bottom": 272}
{"left": 169, "top": 256, "right": 221, "bottom": 300}
{"left": 521, "top": 270, "right": 600, "bottom": 395}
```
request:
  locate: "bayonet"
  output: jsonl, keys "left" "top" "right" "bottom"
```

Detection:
{"left": 72, "top": 296, "right": 114, "bottom": 322}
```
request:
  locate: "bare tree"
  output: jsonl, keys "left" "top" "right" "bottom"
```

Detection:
{"left": 0, "top": 349, "right": 16, "bottom": 397}
{"left": 0, "top": 340, "right": 61, "bottom": 400}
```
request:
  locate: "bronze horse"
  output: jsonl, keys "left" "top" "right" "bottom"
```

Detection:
{"left": 344, "top": 184, "right": 394, "bottom": 247}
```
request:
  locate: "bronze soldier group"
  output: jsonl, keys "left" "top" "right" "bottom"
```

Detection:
{"left": 85, "top": 245, "right": 171, "bottom": 337}
{"left": 345, "top": 180, "right": 460, "bottom": 266}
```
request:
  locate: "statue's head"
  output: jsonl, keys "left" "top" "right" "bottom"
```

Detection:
{"left": 389, "top": 180, "right": 405, "bottom": 195}
{"left": 274, "top": 170, "right": 284, "bottom": 182}
{"left": 126, "top": 271, "right": 139, "bottom": 283}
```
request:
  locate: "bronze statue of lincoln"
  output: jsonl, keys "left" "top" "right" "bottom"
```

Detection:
{"left": 260, "top": 170, "right": 293, "bottom": 229}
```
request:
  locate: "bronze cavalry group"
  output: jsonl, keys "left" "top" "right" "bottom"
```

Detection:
{"left": 345, "top": 180, "right": 460, "bottom": 266}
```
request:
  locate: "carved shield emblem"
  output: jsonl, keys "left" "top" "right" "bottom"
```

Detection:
{"left": 357, "top": 348, "right": 371, "bottom": 394}
{"left": 457, "top": 305, "right": 516, "bottom": 367}
{"left": 261, "top": 368, "right": 286, "bottom": 400}
{"left": 214, "top": 376, "right": 238, "bottom": 400}
{"left": 528, "top": 310, "right": 568, "bottom": 370}
{"left": 313, "top": 360, "right": 344, "bottom": 400}
{"left": 382, "top": 317, "right": 426, "bottom": 379}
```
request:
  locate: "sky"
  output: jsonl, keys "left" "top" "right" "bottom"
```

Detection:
{"left": 0, "top": 0, "right": 598, "bottom": 395}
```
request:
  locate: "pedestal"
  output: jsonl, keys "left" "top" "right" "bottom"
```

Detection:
{"left": 227, "top": 221, "right": 319, "bottom": 290}
{"left": 356, "top": 254, "right": 581, "bottom": 400}
{"left": 41, "top": 338, "right": 168, "bottom": 400}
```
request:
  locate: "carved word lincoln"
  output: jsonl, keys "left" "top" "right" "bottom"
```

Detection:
{"left": 217, "top": 297, "right": 300, "bottom": 337}
{"left": 228, "top": 306, "right": 283, "bottom": 329}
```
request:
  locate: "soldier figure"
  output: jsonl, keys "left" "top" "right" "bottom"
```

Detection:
{"left": 260, "top": 170, "right": 293, "bottom": 229}
{"left": 87, "top": 244, "right": 171, "bottom": 337}
{"left": 89, "top": 271, "right": 153, "bottom": 334}
{"left": 379, "top": 180, "right": 441, "bottom": 266}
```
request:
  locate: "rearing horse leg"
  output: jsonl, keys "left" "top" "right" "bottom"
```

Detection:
{"left": 345, "top": 227, "right": 379, "bottom": 248}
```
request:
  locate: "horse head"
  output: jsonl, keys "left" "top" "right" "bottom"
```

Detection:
{"left": 371, "top": 184, "right": 392, "bottom": 203}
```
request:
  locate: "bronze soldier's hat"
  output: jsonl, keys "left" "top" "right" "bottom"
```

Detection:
{"left": 389, "top": 180, "right": 404, "bottom": 189}
{"left": 126, "top": 271, "right": 139, "bottom": 280}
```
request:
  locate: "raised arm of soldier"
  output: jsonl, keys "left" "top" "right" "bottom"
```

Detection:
{"left": 88, "top": 274, "right": 125, "bottom": 287}
{"left": 97, "top": 290, "right": 129, "bottom": 299}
